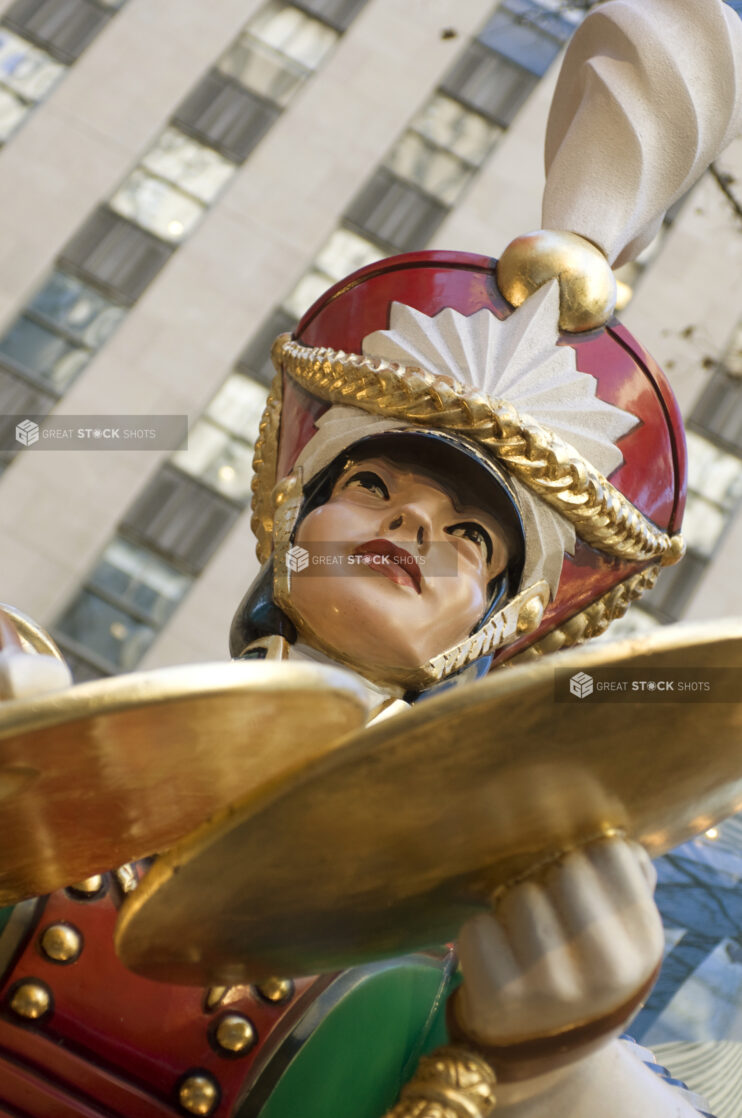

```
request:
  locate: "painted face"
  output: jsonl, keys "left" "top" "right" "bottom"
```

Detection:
{"left": 289, "top": 455, "right": 512, "bottom": 679}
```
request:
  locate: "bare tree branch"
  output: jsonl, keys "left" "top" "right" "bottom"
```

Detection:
{"left": 709, "top": 161, "right": 742, "bottom": 224}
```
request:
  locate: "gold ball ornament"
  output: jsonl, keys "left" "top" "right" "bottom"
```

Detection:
{"left": 215, "top": 1013, "right": 256, "bottom": 1054}
{"left": 178, "top": 1073, "right": 219, "bottom": 1116}
{"left": 256, "top": 976, "right": 294, "bottom": 1003}
{"left": 67, "top": 874, "right": 104, "bottom": 898}
{"left": 40, "top": 922, "right": 82, "bottom": 964}
{"left": 497, "top": 230, "right": 617, "bottom": 333}
{"left": 10, "top": 980, "right": 51, "bottom": 1020}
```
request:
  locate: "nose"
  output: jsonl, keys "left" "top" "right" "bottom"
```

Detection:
{"left": 386, "top": 502, "right": 434, "bottom": 550}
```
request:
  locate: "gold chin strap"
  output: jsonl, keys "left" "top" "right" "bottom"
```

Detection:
{"left": 269, "top": 470, "right": 549, "bottom": 690}
{"left": 269, "top": 334, "right": 684, "bottom": 570}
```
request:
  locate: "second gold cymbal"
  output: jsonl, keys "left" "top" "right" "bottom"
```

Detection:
{"left": 116, "top": 621, "right": 742, "bottom": 986}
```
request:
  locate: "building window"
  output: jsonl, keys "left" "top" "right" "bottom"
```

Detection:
{"left": 173, "top": 71, "right": 281, "bottom": 164}
{"left": 0, "top": 25, "right": 63, "bottom": 101}
{"left": 384, "top": 95, "right": 502, "bottom": 209}
{"left": 110, "top": 169, "right": 207, "bottom": 244}
{"left": 314, "top": 227, "right": 383, "bottom": 281}
{"left": 3, "top": 0, "right": 111, "bottom": 64}
{"left": 235, "top": 308, "right": 296, "bottom": 386}
{"left": 53, "top": 646, "right": 107, "bottom": 682}
{"left": 345, "top": 168, "right": 448, "bottom": 252}
{"left": 385, "top": 131, "right": 476, "bottom": 207}
{"left": 0, "top": 313, "right": 91, "bottom": 390}
{"left": 175, "top": 3, "right": 339, "bottom": 163}
{"left": 0, "top": 271, "right": 125, "bottom": 391}
{"left": 30, "top": 270, "right": 126, "bottom": 346}
{"left": 641, "top": 431, "right": 742, "bottom": 622}
{"left": 0, "top": 3, "right": 127, "bottom": 147}
{"left": 171, "top": 422, "right": 256, "bottom": 501}
{"left": 0, "top": 0, "right": 366, "bottom": 436}
{"left": 442, "top": 40, "right": 539, "bottom": 126}
{"left": 0, "top": 83, "right": 30, "bottom": 140}
{"left": 283, "top": 228, "right": 382, "bottom": 318}
{"left": 55, "top": 589, "right": 158, "bottom": 672}
{"left": 290, "top": 0, "right": 367, "bottom": 32}
{"left": 141, "top": 128, "right": 236, "bottom": 204}
{"left": 0, "top": 367, "right": 55, "bottom": 451}
{"left": 409, "top": 92, "right": 503, "bottom": 169}
{"left": 122, "top": 465, "right": 241, "bottom": 573}
{"left": 54, "top": 537, "right": 192, "bottom": 678}
{"left": 690, "top": 367, "right": 742, "bottom": 456}
{"left": 110, "top": 129, "right": 236, "bottom": 243}
{"left": 88, "top": 536, "right": 192, "bottom": 626}
{"left": 478, "top": 0, "right": 573, "bottom": 72}
{"left": 219, "top": 5, "right": 337, "bottom": 106}
{"left": 238, "top": 2, "right": 338, "bottom": 74}
{"left": 441, "top": 0, "right": 568, "bottom": 127}
{"left": 59, "top": 207, "right": 175, "bottom": 305}
{"left": 171, "top": 374, "right": 267, "bottom": 501}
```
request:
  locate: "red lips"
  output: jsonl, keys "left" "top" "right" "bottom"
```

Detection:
{"left": 353, "top": 538, "right": 422, "bottom": 593}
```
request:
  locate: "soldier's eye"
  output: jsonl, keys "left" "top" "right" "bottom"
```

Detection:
{"left": 344, "top": 471, "right": 390, "bottom": 499}
{"left": 446, "top": 522, "right": 493, "bottom": 563}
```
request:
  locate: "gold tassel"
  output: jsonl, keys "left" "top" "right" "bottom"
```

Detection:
{"left": 384, "top": 1046, "right": 497, "bottom": 1117}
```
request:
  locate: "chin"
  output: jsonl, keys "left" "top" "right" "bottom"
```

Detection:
{"left": 289, "top": 575, "right": 479, "bottom": 682}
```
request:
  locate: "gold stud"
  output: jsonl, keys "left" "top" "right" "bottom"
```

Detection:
{"left": 215, "top": 1013, "right": 256, "bottom": 1055}
{"left": 67, "top": 875, "right": 104, "bottom": 898}
{"left": 204, "top": 985, "right": 229, "bottom": 1012}
{"left": 10, "top": 980, "right": 51, "bottom": 1020}
{"left": 178, "top": 1074, "right": 219, "bottom": 1115}
{"left": 256, "top": 977, "right": 294, "bottom": 1004}
{"left": 40, "top": 923, "right": 82, "bottom": 964}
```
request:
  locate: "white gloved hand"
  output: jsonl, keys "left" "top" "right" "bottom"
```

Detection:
{"left": 456, "top": 837, "right": 663, "bottom": 1057}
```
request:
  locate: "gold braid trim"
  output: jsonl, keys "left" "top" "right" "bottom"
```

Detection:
{"left": 504, "top": 565, "right": 661, "bottom": 665}
{"left": 251, "top": 371, "right": 283, "bottom": 564}
{"left": 272, "top": 335, "right": 684, "bottom": 568}
{"left": 384, "top": 1046, "right": 497, "bottom": 1118}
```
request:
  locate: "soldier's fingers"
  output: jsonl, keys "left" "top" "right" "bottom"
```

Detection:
{"left": 496, "top": 881, "right": 581, "bottom": 1000}
{"left": 584, "top": 839, "right": 657, "bottom": 907}
{"left": 458, "top": 911, "right": 522, "bottom": 994}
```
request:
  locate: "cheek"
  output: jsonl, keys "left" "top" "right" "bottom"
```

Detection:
{"left": 450, "top": 574, "right": 488, "bottom": 627}
{"left": 294, "top": 501, "right": 380, "bottom": 548}
{"left": 437, "top": 566, "right": 490, "bottom": 641}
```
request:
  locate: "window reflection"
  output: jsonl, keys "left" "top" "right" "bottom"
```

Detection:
{"left": 56, "top": 590, "right": 156, "bottom": 671}
{"left": 89, "top": 538, "right": 191, "bottom": 627}
{"left": 0, "top": 28, "right": 63, "bottom": 101}
{"left": 0, "top": 314, "right": 91, "bottom": 389}
{"left": 172, "top": 418, "right": 256, "bottom": 500}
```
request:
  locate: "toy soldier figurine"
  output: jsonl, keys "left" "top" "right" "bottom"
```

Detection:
{"left": 0, "top": 0, "right": 741, "bottom": 1116}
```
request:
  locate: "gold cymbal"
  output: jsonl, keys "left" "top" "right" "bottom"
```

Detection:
{"left": 116, "top": 620, "right": 742, "bottom": 986}
{"left": 0, "top": 660, "right": 367, "bottom": 902}
{"left": 0, "top": 602, "right": 65, "bottom": 660}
